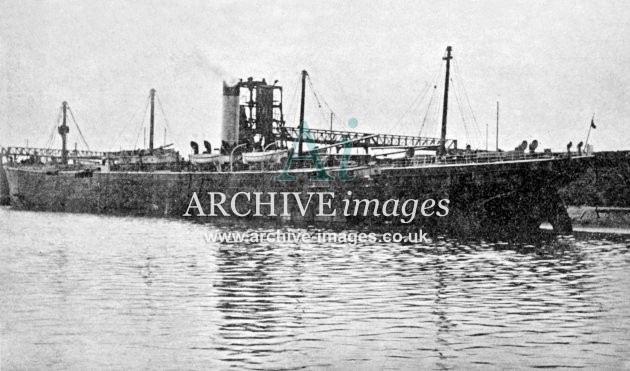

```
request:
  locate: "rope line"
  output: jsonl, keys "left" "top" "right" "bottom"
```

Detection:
{"left": 44, "top": 106, "right": 63, "bottom": 149}
{"left": 112, "top": 94, "right": 147, "bottom": 148}
{"left": 453, "top": 59, "right": 482, "bottom": 137}
{"left": 156, "top": 93, "right": 174, "bottom": 141}
{"left": 44, "top": 108, "right": 59, "bottom": 149}
{"left": 308, "top": 77, "right": 345, "bottom": 131}
{"left": 67, "top": 106, "right": 91, "bottom": 150}
{"left": 418, "top": 64, "right": 446, "bottom": 137}
{"left": 389, "top": 59, "right": 445, "bottom": 136}
{"left": 419, "top": 85, "right": 438, "bottom": 137}
{"left": 389, "top": 81, "right": 431, "bottom": 135}
{"left": 306, "top": 76, "right": 330, "bottom": 127}
{"left": 451, "top": 77, "right": 471, "bottom": 144}
{"left": 132, "top": 95, "right": 151, "bottom": 149}
{"left": 286, "top": 73, "right": 301, "bottom": 127}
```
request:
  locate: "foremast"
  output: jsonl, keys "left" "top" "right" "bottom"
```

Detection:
{"left": 58, "top": 101, "right": 69, "bottom": 165}
{"left": 149, "top": 88, "right": 156, "bottom": 153}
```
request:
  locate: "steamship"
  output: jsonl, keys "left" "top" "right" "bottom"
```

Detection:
{"left": 0, "top": 47, "right": 593, "bottom": 238}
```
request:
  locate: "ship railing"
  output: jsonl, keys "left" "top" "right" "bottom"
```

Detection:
{"left": 0, "top": 146, "right": 105, "bottom": 159}
{"left": 387, "top": 151, "right": 572, "bottom": 168}
{"left": 1, "top": 146, "right": 107, "bottom": 168}
{"left": 441, "top": 151, "right": 555, "bottom": 164}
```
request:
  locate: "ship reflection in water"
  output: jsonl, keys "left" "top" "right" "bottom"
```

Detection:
{"left": 1, "top": 207, "right": 629, "bottom": 370}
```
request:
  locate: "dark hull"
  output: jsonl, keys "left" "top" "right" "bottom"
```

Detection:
{"left": 3, "top": 156, "right": 592, "bottom": 239}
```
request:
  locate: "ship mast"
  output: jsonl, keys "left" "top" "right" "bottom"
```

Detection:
{"left": 149, "top": 88, "right": 156, "bottom": 153}
{"left": 58, "top": 101, "right": 69, "bottom": 165}
{"left": 496, "top": 101, "right": 500, "bottom": 151}
{"left": 298, "top": 70, "right": 307, "bottom": 156}
{"left": 439, "top": 46, "right": 452, "bottom": 156}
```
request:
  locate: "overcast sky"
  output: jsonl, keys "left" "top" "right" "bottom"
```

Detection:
{"left": 1, "top": 0, "right": 628, "bottom": 154}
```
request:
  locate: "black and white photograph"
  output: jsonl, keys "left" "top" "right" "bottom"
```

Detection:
{"left": 1, "top": 1, "right": 629, "bottom": 369}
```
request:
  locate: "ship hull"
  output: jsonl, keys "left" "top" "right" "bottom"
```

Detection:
{"left": 3, "top": 156, "right": 591, "bottom": 239}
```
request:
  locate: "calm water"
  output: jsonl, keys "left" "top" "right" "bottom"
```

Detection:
{"left": 1, "top": 207, "right": 629, "bottom": 370}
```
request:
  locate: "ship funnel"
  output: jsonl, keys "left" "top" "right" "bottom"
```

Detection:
{"left": 222, "top": 81, "right": 241, "bottom": 146}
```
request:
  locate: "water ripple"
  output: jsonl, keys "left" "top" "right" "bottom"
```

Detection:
{"left": 1, "top": 207, "right": 629, "bottom": 370}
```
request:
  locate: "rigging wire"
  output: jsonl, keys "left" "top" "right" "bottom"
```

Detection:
{"left": 307, "top": 77, "right": 345, "bottom": 131}
{"left": 306, "top": 76, "right": 330, "bottom": 128}
{"left": 44, "top": 107, "right": 62, "bottom": 149}
{"left": 418, "top": 85, "right": 438, "bottom": 137}
{"left": 432, "top": 85, "right": 443, "bottom": 137}
{"left": 44, "top": 128, "right": 55, "bottom": 149}
{"left": 451, "top": 77, "right": 471, "bottom": 144}
{"left": 286, "top": 73, "right": 302, "bottom": 127}
{"left": 132, "top": 95, "right": 151, "bottom": 149}
{"left": 453, "top": 59, "right": 482, "bottom": 138}
{"left": 320, "top": 96, "right": 343, "bottom": 130}
{"left": 113, "top": 94, "right": 148, "bottom": 147}
{"left": 307, "top": 75, "right": 351, "bottom": 133}
{"left": 388, "top": 81, "right": 431, "bottom": 135}
{"left": 156, "top": 93, "right": 174, "bottom": 143}
{"left": 44, "top": 124, "right": 57, "bottom": 150}
{"left": 319, "top": 81, "right": 349, "bottom": 130}
{"left": 67, "top": 106, "right": 91, "bottom": 150}
{"left": 418, "top": 64, "right": 446, "bottom": 136}
{"left": 388, "top": 59, "right": 445, "bottom": 136}
{"left": 44, "top": 107, "right": 62, "bottom": 150}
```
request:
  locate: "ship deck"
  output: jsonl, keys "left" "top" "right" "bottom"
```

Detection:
{"left": 3, "top": 153, "right": 593, "bottom": 176}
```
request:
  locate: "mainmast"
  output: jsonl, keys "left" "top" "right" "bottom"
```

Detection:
{"left": 439, "top": 46, "right": 452, "bottom": 156}
{"left": 58, "top": 101, "right": 69, "bottom": 165}
{"left": 149, "top": 88, "right": 156, "bottom": 153}
{"left": 298, "top": 70, "right": 307, "bottom": 156}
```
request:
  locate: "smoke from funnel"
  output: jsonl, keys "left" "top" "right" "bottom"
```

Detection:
{"left": 190, "top": 49, "right": 237, "bottom": 83}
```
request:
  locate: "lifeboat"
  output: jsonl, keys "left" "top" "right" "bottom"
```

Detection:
{"left": 242, "top": 149, "right": 287, "bottom": 165}
{"left": 189, "top": 153, "right": 230, "bottom": 165}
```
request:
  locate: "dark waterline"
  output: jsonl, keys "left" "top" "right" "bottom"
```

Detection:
{"left": 1, "top": 207, "right": 629, "bottom": 370}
